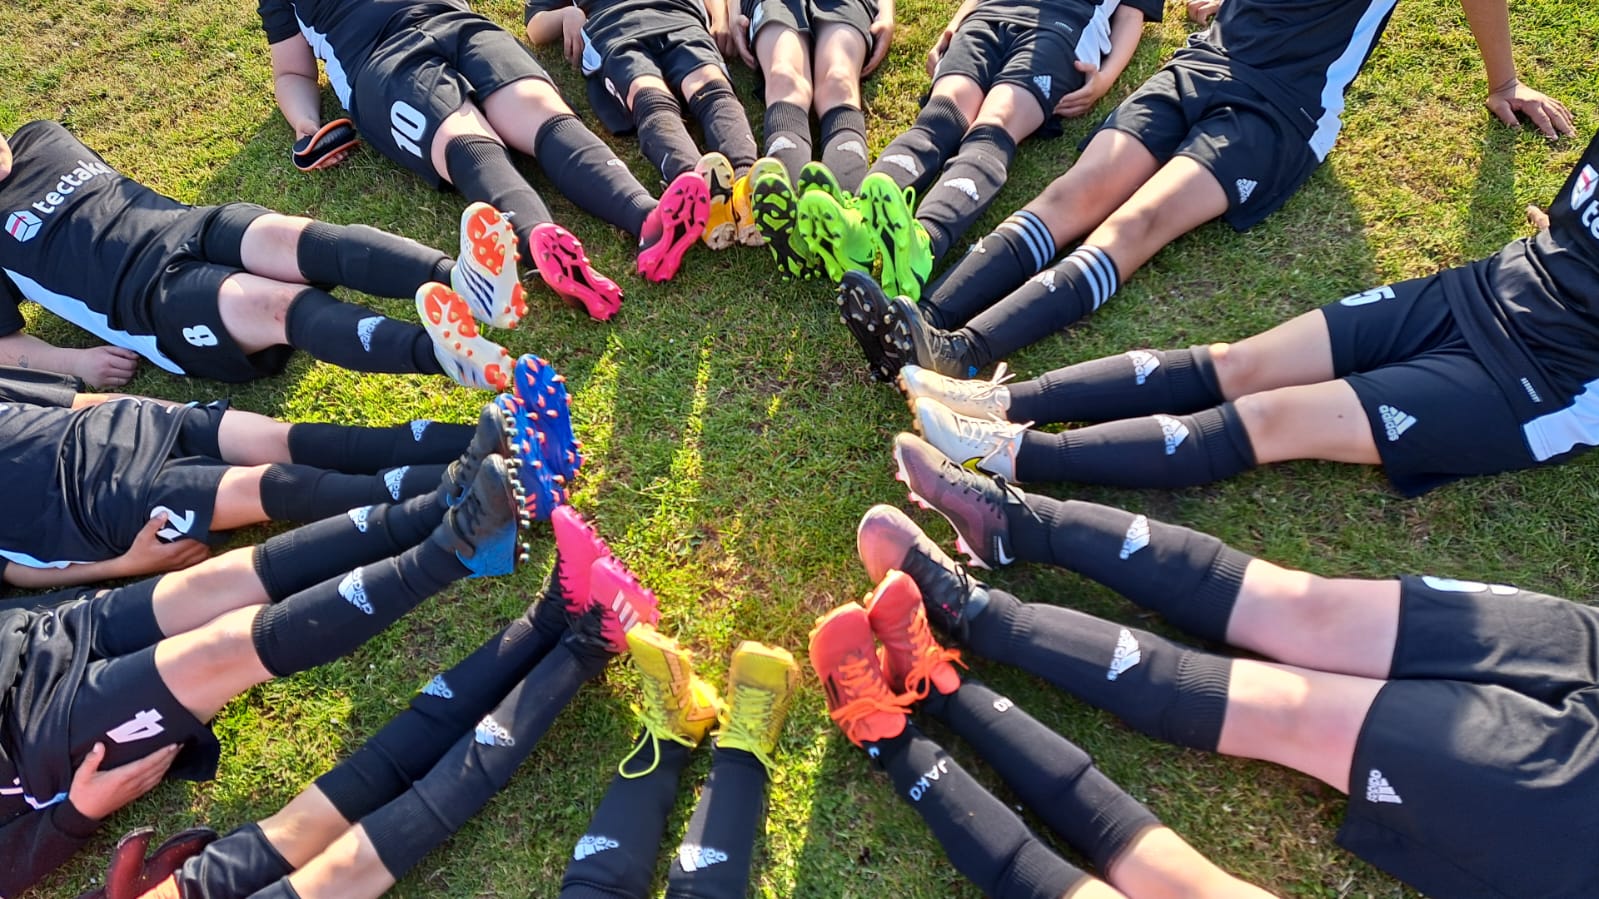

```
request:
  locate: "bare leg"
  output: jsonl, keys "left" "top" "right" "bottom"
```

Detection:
{"left": 236, "top": 213, "right": 315, "bottom": 283}
{"left": 216, "top": 409, "right": 293, "bottom": 465}
{"left": 678, "top": 63, "right": 731, "bottom": 107}
{"left": 476, "top": 78, "right": 577, "bottom": 157}
{"left": 257, "top": 788, "right": 355, "bottom": 869}
{"left": 426, "top": 100, "right": 512, "bottom": 185}
{"left": 152, "top": 605, "right": 273, "bottom": 721}
{"left": 1227, "top": 561, "right": 1401, "bottom": 679}
{"left": 1232, "top": 379, "right": 1380, "bottom": 465}
{"left": 811, "top": 23, "right": 866, "bottom": 113}
{"left": 1106, "top": 826, "right": 1275, "bottom": 899}
{"left": 215, "top": 273, "right": 299, "bottom": 354}
{"left": 210, "top": 465, "right": 272, "bottom": 532}
{"left": 1210, "top": 310, "right": 1338, "bottom": 398}
{"left": 1077, "top": 154, "right": 1229, "bottom": 280}
{"left": 1216, "top": 660, "right": 1383, "bottom": 792}
{"left": 927, "top": 74, "right": 986, "bottom": 129}
{"left": 148, "top": 547, "right": 270, "bottom": 636}
{"left": 758, "top": 26, "right": 815, "bottom": 109}
{"left": 284, "top": 827, "right": 395, "bottom": 899}
{"left": 1018, "top": 129, "right": 1163, "bottom": 250}
{"left": 971, "top": 81, "right": 1046, "bottom": 144}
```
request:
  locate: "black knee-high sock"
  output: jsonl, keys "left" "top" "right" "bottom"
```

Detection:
{"left": 688, "top": 81, "right": 758, "bottom": 173}
{"left": 762, "top": 100, "right": 813, "bottom": 181}
{"left": 1014, "top": 404, "right": 1257, "bottom": 489}
{"left": 313, "top": 594, "right": 570, "bottom": 822}
{"left": 1006, "top": 347, "right": 1225, "bottom": 425}
{"left": 959, "top": 244, "right": 1119, "bottom": 368}
{"left": 173, "top": 823, "right": 294, "bottom": 899}
{"left": 819, "top": 105, "right": 868, "bottom": 193}
{"left": 964, "top": 589, "right": 1232, "bottom": 751}
{"left": 249, "top": 538, "right": 469, "bottom": 677}
{"left": 361, "top": 636, "right": 611, "bottom": 879}
{"left": 922, "top": 210, "right": 1057, "bottom": 328}
{"left": 561, "top": 738, "right": 695, "bottom": 899}
{"left": 285, "top": 420, "right": 473, "bottom": 472}
{"left": 535, "top": 114, "right": 656, "bottom": 236}
{"left": 915, "top": 124, "right": 1016, "bottom": 260}
{"left": 664, "top": 748, "right": 767, "bottom": 899}
{"left": 924, "top": 680, "right": 1159, "bottom": 873}
{"left": 1003, "top": 496, "right": 1251, "bottom": 643}
{"left": 283, "top": 289, "right": 442, "bottom": 375}
{"left": 295, "top": 221, "right": 453, "bottom": 298}
{"left": 443, "top": 135, "right": 554, "bottom": 257}
{"left": 634, "top": 87, "right": 703, "bottom": 181}
{"left": 868, "top": 725, "right": 1088, "bottom": 899}
{"left": 251, "top": 494, "right": 445, "bottom": 602}
{"left": 868, "top": 96, "right": 969, "bottom": 196}
{"left": 257, "top": 462, "right": 444, "bottom": 522}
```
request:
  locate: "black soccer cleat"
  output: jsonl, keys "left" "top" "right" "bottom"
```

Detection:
{"left": 886, "top": 296, "right": 978, "bottom": 379}
{"left": 856, "top": 504, "right": 990, "bottom": 643}
{"left": 438, "top": 398, "right": 515, "bottom": 508}
{"left": 837, "top": 270, "right": 914, "bottom": 382}
{"left": 433, "top": 454, "right": 530, "bottom": 578}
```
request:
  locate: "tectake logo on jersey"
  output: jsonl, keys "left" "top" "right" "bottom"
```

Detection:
{"left": 1573, "top": 164, "right": 1598, "bottom": 208}
{"left": 24, "top": 158, "right": 116, "bottom": 218}
{"left": 6, "top": 210, "right": 41, "bottom": 242}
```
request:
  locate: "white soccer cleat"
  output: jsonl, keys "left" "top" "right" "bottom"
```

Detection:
{"left": 452, "top": 203, "right": 528, "bottom": 330}
{"left": 416, "top": 282, "right": 513, "bottom": 390}
{"left": 911, "top": 396, "right": 1028, "bottom": 482}
{"left": 898, "top": 362, "right": 1014, "bottom": 421}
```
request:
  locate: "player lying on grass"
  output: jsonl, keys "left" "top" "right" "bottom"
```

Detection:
{"left": 525, "top": 0, "right": 764, "bottom": 251}
{"left": 260, "top": 0, "right": 711, "bottom": 292}
{"left": 872, "top": 128, "right": 1599, "bottom": 497}
{"left": 0, "top": 123, "right": 541, "bottom": 387}
{"left": 838, "top": 0, "right": 1575, "bottom": 382}
{"left": 70, "top": 506, "right": 661, "bottom": 899}
{"left": 757, "top": 0, "right": 1160, "bottom": 291}
{"left": 881, "top": 435, "right": 1599, "bottom": 897}
{"left": 812, "top": 566, "right": 1271, "bottom": 899}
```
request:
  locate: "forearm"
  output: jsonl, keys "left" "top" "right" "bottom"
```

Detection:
{"left": 1097, "top": 8, "right": 1147, "bottom": 84}
{"left": 2, "top": 557, "right": 127, "bottom": 589}
{"left": 525, "top": 9, "right": 568, "bottom": 44}
{"left": 1459, "top": 0, "right": 1518, "bottom": 90}
{"left": 0, "top": 332, "right": 78, "bottom": 379}
{"left": 274, "top": 72, "right": 326, "bottom": 138}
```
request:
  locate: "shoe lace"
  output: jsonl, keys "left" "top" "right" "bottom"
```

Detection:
{"left": 895, "top": 613, "right": 964, "bottom": 703}
{"left": 620, "top": 669, "right": 697, "bottom": 778}
{"left": 951, "top": 362, "right": 1014, "bottom": 411}
{"left": 828, "top": 653, "right": 907, "bottom": 740}
{"left": 719, "top": 686, "right": 780, "bottom": 774}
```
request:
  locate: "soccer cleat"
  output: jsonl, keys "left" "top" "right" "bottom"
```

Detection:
{"left": 452, "top": 202, "right": 527, "bottom": 330}
{"left": 81, "top": 826, "right": 220, "bottom": 899}
{"left": 864, "top": 569, "right": 962, "bottom": 699}
{"left": 715, "top": 641, "right": 800, "bottom": 774}
{"left": 731, "top": 172, "right": 765, "bottom": 246}
{"left": 696, "top": 151, "right": 737, "bottom": 250}
{"left": 438, "top": 397, "right": 514, "bottom": 508}
{"left": 500, "top": 393, "right": 567, "bottom": 520}
{"left": 898, "top": 362, "right": 1014, "bottom": 421}
{"left": 796, "top": 160, "right": 846, "bottom": 204}
{"left": 836, "top": 270, "right": 913, "bottom": 382}
{"left": 797, "top": 190, "right": 877, "bottom": 283}
{"left": 912, "top": 396, "right": 1027, "bottom": 482}
{"left": 638, "top": 170, "right": 711, "bottom": 282}
{"left": 809, "top": 603, "right": 909, "bottom": 747}
{"left": 528, "top": 222, "right": 623, "bottom": 322}
{"left": 886, "top": 295, "right": 977, "bottom": 379}
{"left": 858, "top": 173, "right": 933, "bottom": 301}
{"left": 432, "top": 453, "right": 530, "bottom": 578}
{"left": 856, "top": 504, "right": 990, "bottom": 642}
{"left": 416, "top": 283, "right": 514, "bottom": 389}
{"left": 620, "top": 624, "right": 722, "bottom": 776}
{"left": 892, "top": 432, "right": 1020, "bottom": 570}
{"left": 750, "top": 161, "right": 818, "bottom": 279}
{"left": 511, "top": 353, "right": 582, "bottom": 487}
{"left": 586, "top": 555, "right": 662, "bottom": 652}
{"left": 551, "top": 504, "right": 611, "bottom": 607}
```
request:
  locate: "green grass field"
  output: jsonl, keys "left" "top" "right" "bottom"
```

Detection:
{"left": 4, "top": 0, "right": 1598, "bottom": 895}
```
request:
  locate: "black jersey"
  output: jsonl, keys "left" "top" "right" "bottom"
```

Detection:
{"left": 257, "top": 0, "right": 470, "bottom": 110}
{"left": 0, "top": 121, "right": 198, "bottom": 373}
{"left": 1443, "top": 132, "right": 1599, "bottom": 463}
{"left": 965, "top": 0, "right": 1164, "bottom": 68}
{"left": 524, "top": 0, "right": 710, "bottom": 54}
{"left": 1175, "top": 0, "right": 1399, "bottom": 160}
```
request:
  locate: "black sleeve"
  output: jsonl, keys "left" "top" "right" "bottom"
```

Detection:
{"left": 258, "top": 0, "right": 302, "bottom": 43}
{"left": 1120, "top": 0, "right": 1163, "bottom": 24}
{"left": 0, "top": 275, "right": 25, "bottom": 338}
{"left": 0, "top": 366, "right": 82, "bottom": 407}
{"left": 525, "top": 0, "right": 573, "bottom": 24}
{"left": 0, "top": 800, "right": 101, "bottom": 897}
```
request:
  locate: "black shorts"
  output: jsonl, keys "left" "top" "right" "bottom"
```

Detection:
{"left": 353, "top": 10, "right": 554, "bottom": 186}
{"left": 149, "top": 203, "right": 294, "bottom": 383}
{"left": 934, "top": 18, "right": 1082, "bottom": 131}
{"left": 1341, "top": 576, "right": 1599, "bottom": 897}
{"left": 744, "top": 0, "right": 876, "bottom": 46}
{"left": 597, "top": 27, "right": 728, "bottom": 108}
{"left": 1093, "top": 57, "right": 1320, "bottom": 230}
{"left": 142, "top": 402, "right": 232, "bottom": 546}
{"left": 1320, "top": 274, "right": 1539, "bottom": 496}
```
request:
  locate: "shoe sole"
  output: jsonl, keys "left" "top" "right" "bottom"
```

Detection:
{"left": 796, "top": 193, "right": 850, "bottom": 283}
{"left": 891, "top": 436, "right": 1006, "bottom": 570}
{"left": 732, "top": 176, "right": 765, "bottom": 247}
{"left": 530, "top": 223, "right": 622, "bottom": 322}
{"left": 552, "top": 504, "right": 612, "bottom": 611}
{"left": 456, "top": 204, "right": 528, "bottom": 330}
{"left": 859, "top": 178, "right": 924, "bottom": 302}
{"left": 837, "top": 272, "right": 911, "bottom": 383}
{"left": 588, "top": 556, "right": 661, "bottom": 653}
{"left": 638, "top": 172, "right": 711, "bottom": 283}
{"left": 752, "top": 176, "right": 814, "bottom": 280}
{"left": 512, "top": 354, "right": 581, "bottom": 485}
{"left": 697, "top": 153, "right": 737, "bottom": 251}
{"left": 498, "top": 393, "right": 568, "bottom": 520}
{"left": 416, "top": 284, "right": 513, "bottom": 390}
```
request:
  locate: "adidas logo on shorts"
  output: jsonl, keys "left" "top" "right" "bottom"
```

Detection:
{"left": 677, "top": 843, "right": 729, "bottom": 872}
{"left": 339, "top": 568, "right": 373, "bottom": 615}
{"left": 1033, "top": 74, "right": 1052, "bottom": 96}
{"left": 574, "top": 834, "right": 620, "bottom": 860}
{"left": 1107, "top": 629, "right": 1141, "bottom": 680}
{"left": 1365, "top": 769, "right": 1402, "bottom": 804}
{"left": 1235, "top": 178, "right": 1258, "bottom": 203}
{"left": 422, "top": 675, "right": 454, "bottom": 699}
{"left": 1126, "top": 350, "right": 1160, "bottom": 384}
{"left": 474, "top": 714, "right": 516, "bottom": 747}
{"left": 357, "top": 316, "right": 382, "bottom": 352}
{"left": 1154, "top": 415, "right": 1189, "bottom": 455}
{"left": 1379, "top": 404, "right": 1416, "bottom": 441}
{"left": 1119, "top": 515, "right": 1149, "bottom": 560}
{"left": 943, "top": 177, "right": 980, "bottom": 202}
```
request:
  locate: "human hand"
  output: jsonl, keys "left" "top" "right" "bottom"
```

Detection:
{"left": 733, "top": 15, "right": 756, "bottom": 68}
{"left": 1526, "top": 204, "right": 1550, "bottom": 231}
{"left": 864, "top": 0, "right": 895, "bottom": 76}
{"left": 1186, "top": 0, "right": 1222, "bottom": 25}
{"left": 68, "top": 743, "right": 182, "bottom": 821}
{"left": 563, "top": 7, "right": 589, "bottom": 67}
{"left": 115, "top": 514, "right": 210, "bottom": 578}
{"left": 71, "top": 346, "right": 139, "bottom": 388}
{"left": 0, "top": 134, "right": 12, "bottom": 181}
{"left": 1487, "top": 79, "right": 1575, "bottom": 139}
{"left": 926, "top": 29, "right": 953, "bottom": 79}
{"left": 1055, "top": 60, "right": 1112, "bottom": 118}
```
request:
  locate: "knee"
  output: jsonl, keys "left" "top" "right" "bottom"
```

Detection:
{"left": 765, "top": 59, "right": 813, "bottom": 108}
{"left": 1207, "top": 341, "right": 1254, "bottom": 395}
{"left": 1228, "top": 390, "right": 1279, "bottom": 449}
{"left": 1094, "top": 201, "right": 1163, "bottom": 253}
{"left": 503, "top": 78, "right": 573, "bottom": 120}
{"left": 813, "top": 63, "right": 860, "bottom": 110}
{"left": 187, "top": 606, "right": 264, "bottom": 675}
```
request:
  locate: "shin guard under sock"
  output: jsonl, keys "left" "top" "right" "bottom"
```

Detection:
{"left": 664, "top": 748, "right": 767, "bottom": 899}
{"left": 249, "top": 540, "right": 468, "bottom": 678}
{"left": 251, "top": 494, "right": 445, "bottom": 601}
{"left": 688, "top": 81, "right": 758, "bottom": 173}
{"left": 1015, "top": 403, "right": 1257, "bottom": 489}
{"left": 284, "top": 289, "right": 442, "bottom": 375}
{"left": 285, "top": 420, "right": 472, "bottom": 472}
{"left": 962, "top": 245, "right": 1119, "bottom": 366}
{"left": 173, "top": 823, "right": 294, "bottom": 899}
{"left": 869, "top": 96, "right": 970, "bottom": 196}
{"left": 535, "top": 114, "right": 656, "bottom": 236}
{"left": 314, "top": 606, "right": 566, "bottom": 822}
{"left": 258, "top": 463, "right": 444, "bottom": 522}
{"left": 296, "top": 221, "right": 452, "bottom": 298}
{"left": 922, "top": 210, "right": 1056, "bottom": 328}
{"left": 925, "top": 681, "right": 1159, "bottom": 872}
{"left": 634, "top": 87, "right": 703, "bottom": 181}
{"left": 870, "top": 726, "right": 1088, "bottom": 899}
{"left": 762, "top": 100, "right": 813, "bottom": 180}
{"left": 1007, "top": 347, "right": 1225, "bottom": 424}
{"left": 1004, "top": 496, "right": 1250, "bottom": 642}
{"left": 965, "top": 590, "right": 1232, "bottom": 750}
{"left": 364, "top": 640, "right": 608, "bottom": 879}
{"left": 915, "top": 124, "right": 1016, "bottom": 260}
{"left": 561, "top": 738, "right": 695, "bottom": 899}
{"left": 818, "top": 105, "right": 868, "bottom": 193}
{"left": 443, "top": 135, "right": 553, "bottom": 256}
